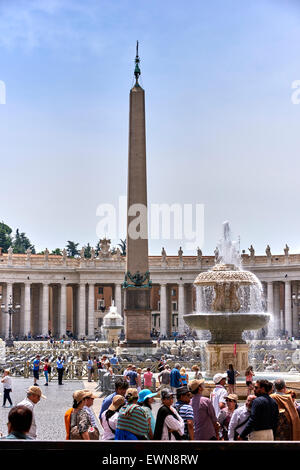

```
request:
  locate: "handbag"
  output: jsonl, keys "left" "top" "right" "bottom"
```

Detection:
{"left": 70, "top": 424, "right": 99, "bottom": 440}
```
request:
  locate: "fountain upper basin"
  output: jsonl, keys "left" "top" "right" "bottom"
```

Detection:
{"left": 184, "top": 312, "right": 271, "bottom": 344}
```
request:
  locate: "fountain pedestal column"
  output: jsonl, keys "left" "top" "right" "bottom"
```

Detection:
{"left": 205, "top": 343, "right": 249, "bottom": 378}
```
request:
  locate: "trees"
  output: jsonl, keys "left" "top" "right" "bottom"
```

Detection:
{"left": 0, "top": 222, "right": 13, "bottom": 252}
{"left": 83, "top": 243, "right": 92, "bottom": 258}
{"left": 66, "top": 241, "right": 79, "bottom": 258}
{"left": 51, "top": 248, "right": 62, "bottom": 255}
{"left": 118, "top": 238, "right": 126, "bottom": 256}
{"left": 12, "top": 228, "right": 35, "bottom": 254}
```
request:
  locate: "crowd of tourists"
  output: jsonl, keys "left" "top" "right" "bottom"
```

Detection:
{"left": 2, "top": 359, "right": 300, "bottom": 442}
{"left": 65, "top": 361, "right": 300, "bottom": 442}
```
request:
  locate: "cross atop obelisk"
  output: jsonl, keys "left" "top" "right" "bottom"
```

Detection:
{"left": 122, "top": 42, "right": 153, "bottom": 348}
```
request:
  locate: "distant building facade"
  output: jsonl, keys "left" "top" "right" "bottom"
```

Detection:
{"left": 0, "top": 246, "right": 298, "bottom": 339}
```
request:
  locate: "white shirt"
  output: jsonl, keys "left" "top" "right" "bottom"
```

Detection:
{"left": 228, "top": 405, "right": 251, "bottom": 440}
{"left": 17, "top": 397, "right": 37, "bottom": 440}
{"left": 2, "top": 376, "right": 12, "bottom": 390}
{"left": 161, "top": 406, "right": 185, "bottom": 441}
{"left": 210, "top": 385, "right": 228, "bottom": 417}
{"left": 101, "top": 410, "right": 119, "bottom": 440}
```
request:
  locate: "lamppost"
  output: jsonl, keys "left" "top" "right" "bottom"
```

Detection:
{"left": 0, "top": 294, "right": 20, "bottom": 347}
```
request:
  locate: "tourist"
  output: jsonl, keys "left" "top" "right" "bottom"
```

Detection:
{"left": 143, "top": 367, "right": 154, "bottom": 391}
{"left": 227, "top": 364, "right": 240, "bottom": 394}
{"left": 87, "top": 356, "right": 93, "bottom": 382}
{"left": 270, "top": 379, "right": 300, "bottom": 440}
{"left": 56, "top": 356, "right": 64, "bottom": 385}
{"left": 217, "top": 393, "right": 238, "bottom": 440}
{"left": 158, "top": 355, "right": 166, "bottom": 372}
{"left": 191, "top": 365, "right": 202, "bottom": 380}
{"left": 158, "top": 365, "right": 171, "bottom": 389}
{"left": 115, "top": 388, "right": 149, "bottom": 440}
{"left": 174, "top": 386, "right": 194, "bottom": 440}
{"left": 110, "top": 353, "right": 119, "bottom": 371}
{"left": 69, "top": 390, "right": 99, "bottom": 440}
{"left": 123, "top": 364, "right": 133, "bottom": 381}
{"left": 1, "top": 369, "right": 13, "bottom": 408}
{"left": 125, "top": 364, "right": 138, "bottom": 388}
{"left": 32, "top": 355, "right": 40, "bottom": 386}
{"left": 210, "top": 373, "right": 228, "bottom": 417}
{"left": 228, "top": 394, "right": 256, "bottom": 440}
{"left": 136, "top": 368, "right": 142, "bottom": 392}
{"left": 17, "top": 386, "right": 46, "bottom": 440}
{"left": 99, "top": 377, "right": 129, "bottom": 422}
{"left": 170, "top": 363, "right": 181, "bottom": 394}
{"left": 43, "top": 358, "right": 51, "bottom": 386}
{"left": 153, "top": 388, "right": 184, "bottom": 440}
{"left": 189, "top": 379, "right": 219, "bottom": 440}
{"left": 245, "top": 365, "right": 255, "bottom": 395}
{"left": 82, "top": 390, "right": 100, "bottom": 436}
{"left": 138, "top": 389, "right": 158, "bottom": 439}
{"left": 101, "top": 395, "right": 125, "bottom": 440}
{"left": 0, "top": 405, "right": 33, "bottom": 440}
{"left": 239, "top": 379, "right": 279, "bottom": 441}
{"left": 179, "top": 367, "right": 189, "bottom": 386}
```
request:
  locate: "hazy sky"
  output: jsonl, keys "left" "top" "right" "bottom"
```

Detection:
{"left": 1, "top": 0, "right": 300, "bottom": 256}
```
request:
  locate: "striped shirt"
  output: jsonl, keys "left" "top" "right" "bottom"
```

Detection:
{"left": 116, "top": 404, "right": 149, "bottom": 438}
{"left": 174, "top": 401, "right": 194, "bottom": 438}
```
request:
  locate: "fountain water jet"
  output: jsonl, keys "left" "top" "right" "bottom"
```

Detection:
{"left": 184, "top": 222, "right": 270, "bottom": 377}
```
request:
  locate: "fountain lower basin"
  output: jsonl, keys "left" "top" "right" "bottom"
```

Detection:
{"left": 184, "top": 312, "right": 271, "bottom": 344}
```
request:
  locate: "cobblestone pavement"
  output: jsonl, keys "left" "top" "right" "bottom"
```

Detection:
{"left": 0, "top": 377, "right": 90, "bottom": 440}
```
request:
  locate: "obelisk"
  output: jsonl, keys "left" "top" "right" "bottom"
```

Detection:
{"left": 122, "top": 42, "right": 153, "bottom": 347}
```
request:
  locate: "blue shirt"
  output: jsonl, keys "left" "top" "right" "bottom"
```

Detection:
{"left": 99, "top": 392, "right": 116, "bottom": 420}
{"left": 57, "top": 359, "right": 64, "bottom": 369}
{"left": 33, "top": 359, "right": 40, "bottom": 371}
{"left": 170, "top": 368, "right": 181, "bottom": 388}
{"left": 110, "top": 357, "right": 119, "bottom": 365}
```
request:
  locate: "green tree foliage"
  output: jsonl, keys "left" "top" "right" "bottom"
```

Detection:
{"left": 118, "top": 238, "right": 126, "bottom": 256}
{"left": 84, "top": 243, "right": 92, "bottom": 258}
{"left": 66, "top": 240, "right": 79, "bottom": 258}
{"left": 0, "top": 222, "right": 13, "bottom": 252}
{"left": 12, "top": 228, "right": 35, "bottom": 254}
{"left": 52, "top": 248, "right": 62, "bottom": 255}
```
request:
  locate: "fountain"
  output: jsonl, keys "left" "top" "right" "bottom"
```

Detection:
{"left": 102, "top": 301, "right": 123, "bottom": 345}
{"left": 184, "top": 221, "right": 271, "bottom": 377}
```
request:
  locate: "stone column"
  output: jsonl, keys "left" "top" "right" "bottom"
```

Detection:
{"left": 87, "top": 283, "right": 95, "bottom": 339}
{"left": 196, "top": 285, "right": 203, "bottom": 312}
{"left": 273, "top": 282, "right": 281, "bottom": 335}
{"left": 160, "top": 284, "right": 167, "bottom": 337}
{"left": 20, "top": 284, "right": 25, "bottom": 337}
{"left": 78, "top": 283, "right": 86, "bottom": 339}
{"left": 59, "top": 283, "right": 67, "bottom": 338}
{"left": 178, "top": 283, "right": 185, "bottom": 334}
{"left": 267, "top": 282, "right": 274, "bottom": 314}
{"left": 23, "top": 282, "right": 31, "bottom": 337}
{"left": 285, "top": 280, "right": 292, "bottom": 336}
{"left": 5, "top": 283, "right": 13, "bottom": 338}
{"left": 115, "top": 284, "right": 122, "bottom": 317}
{"left": 42, "top": 282, "right": 49, "bottom": 336}
{"left": 292, "top": 281, "right": 299, "bottom": 337}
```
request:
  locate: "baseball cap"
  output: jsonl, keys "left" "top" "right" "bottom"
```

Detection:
{"left": 138, "top": 389, "right": 158, "bottom": 403}
{"left": 161, "top": 388, "right": 175, "bottom": 399}
{"left": 108, "top": 394, "right": 126, "bottom": 411}
{"left": 125, "top": 388, "right": 139, "bottom": 399}
{"left": 188, "top": 379, "right": 205, "bottom": 393}
{"left": 213, "top": 373, "right": 227, "bottom": 384}
{"left": 226, "top": 393, "right": 238, "bottom": 402}
{"left": 176, "top": 386, "right": 191, "bottom": 398}
{"left": 26, "top": 386, "right": 46, "bottom": 399}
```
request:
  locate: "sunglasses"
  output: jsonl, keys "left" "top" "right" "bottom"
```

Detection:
{"left": 226, "top": 399, "right": 236, "bottom": 402}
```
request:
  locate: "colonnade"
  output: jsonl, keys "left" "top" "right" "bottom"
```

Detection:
{"left": 0, "top": 282, "right": 123, "bottom": 340}
{"left": 264, "top": 280, "right": 300, "bottom": 337}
